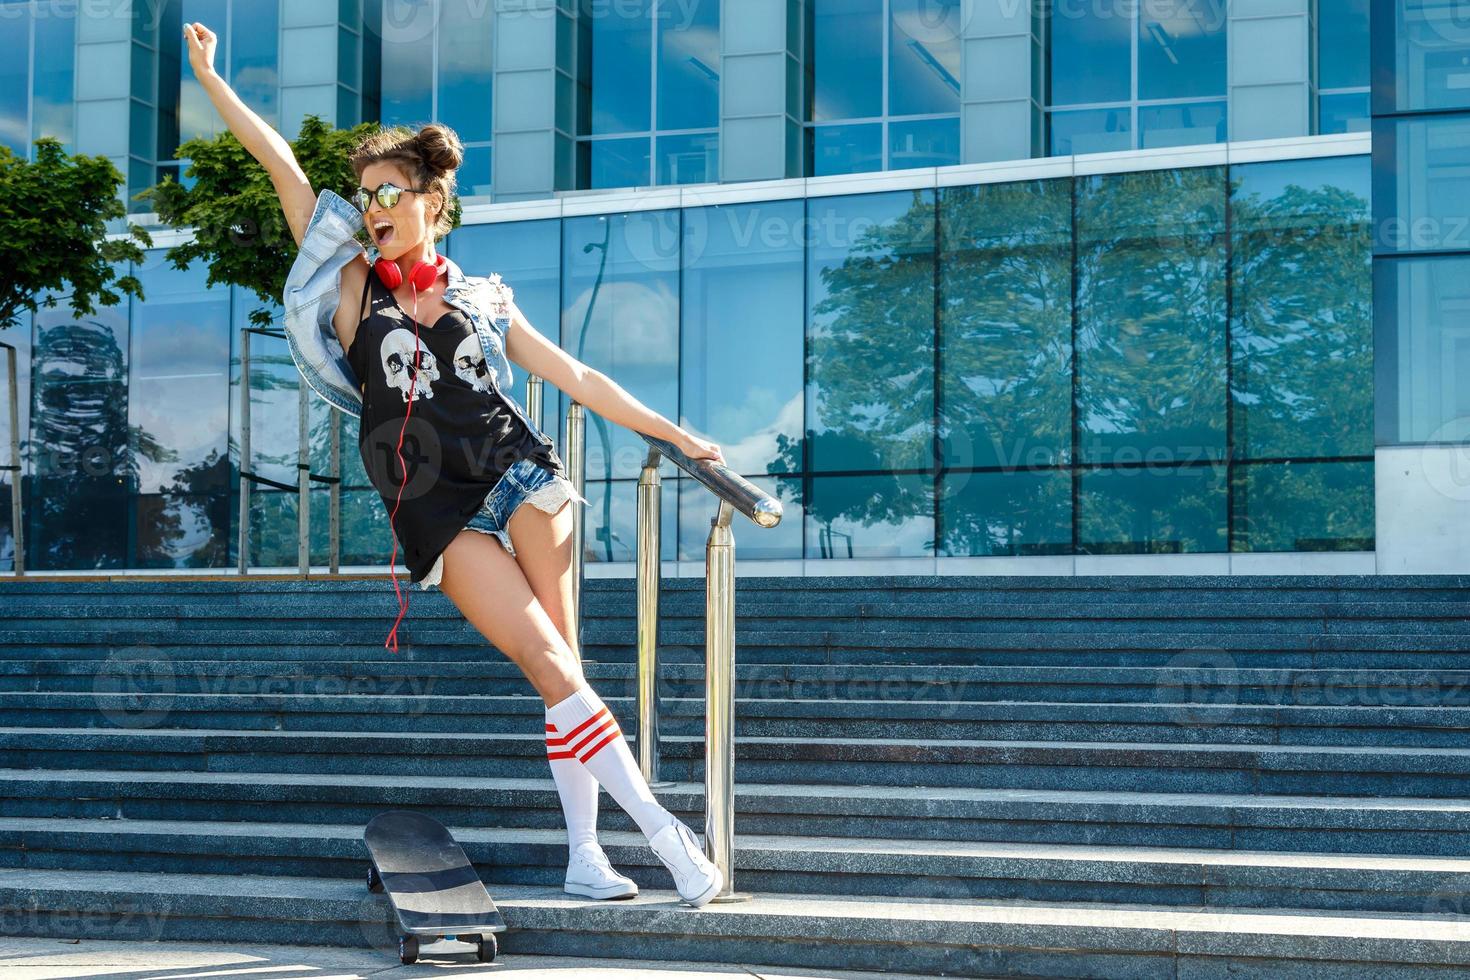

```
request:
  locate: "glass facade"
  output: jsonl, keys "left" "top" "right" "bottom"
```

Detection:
{"left": 1373, "top": 0, "right": 1470, "bottom": 446}
{"left": 0, "top": 2, "right": 1393, "bottom": 573}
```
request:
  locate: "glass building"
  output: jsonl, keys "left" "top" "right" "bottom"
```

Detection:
{"left": 0, "top": 0, "right": 1450, "bottom": 577}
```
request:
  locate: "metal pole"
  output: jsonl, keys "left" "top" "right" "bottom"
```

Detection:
{"left": 298, "top": 377, "right": 310, "bottom": 577}
{"left": 704, "top": 498, "right": 745, "bottom": 902}
{"left": 636, "top": 448, "right": 672, "bottom": 787}
{"left": 525, "top": 374, "right": 543, "bottom": 428}
{"left": 0, "top": 343, "right": 22, "bottom": 575}
{"left": 329, "top": 407, "right": 341, "bottom": 574}
{"left": 565, "top": 401, "right": 586, "bottom": 661}
{"left": 238, "top": 330, "right": 252, "bottom": 574}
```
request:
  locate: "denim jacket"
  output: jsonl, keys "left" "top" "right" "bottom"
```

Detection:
{"left": 281, "top": 188, "right": 554, "bottom": 453}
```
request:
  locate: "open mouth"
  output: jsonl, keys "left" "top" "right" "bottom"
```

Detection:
{"left": 372, "top": 219, "right": 396, "bottom": 248}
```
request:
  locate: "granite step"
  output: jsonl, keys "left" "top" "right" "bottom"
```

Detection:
{"left": 3, "top": 867, "right": 1469, "bottom": 977}
{"left": 10, "top": 659, "right": 1468, "bottom": 709}
{"left": 5, "top": 770, "right": 1470, "bottom": 855}
{"left": 4, "top": 817, "right": 1469, "bottom": 914}
{"left": 5, "top": 728, "right": 1470, "bottom": 796}
{"left": 5, "top": 691, "right": 1469, "bottom": 747}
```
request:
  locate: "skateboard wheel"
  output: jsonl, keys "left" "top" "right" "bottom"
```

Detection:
{"left": 366, "top": 864, "right": 383, "bottom": 893}
{"left": 477, "top": 933, "right": 497, "bottom": 962}
{"left": 398, "top": 934, "right": 418, "bottom": 964}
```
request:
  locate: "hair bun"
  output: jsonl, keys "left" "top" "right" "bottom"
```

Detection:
{"left": 415, "top": 123, "right": 463, "bottom": 174}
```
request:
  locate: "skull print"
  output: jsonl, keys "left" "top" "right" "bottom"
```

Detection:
{"left": 452, "top": 333, "right": 494, "bottom": 394}
{"left": 380, "top": 328, "right": 439, "bottom": 402}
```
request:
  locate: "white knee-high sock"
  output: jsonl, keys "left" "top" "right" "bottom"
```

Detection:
{"left": 545, "top": 682, "right": 675, "bottom": 842}
{"left": 545, "top": 706, "right": 599, "bottom": 855}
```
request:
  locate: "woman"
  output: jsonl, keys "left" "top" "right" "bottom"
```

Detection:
{"left": 183, "top": 22, "right": 726, "bottom": 908}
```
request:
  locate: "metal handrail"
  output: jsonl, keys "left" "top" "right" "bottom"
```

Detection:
{"left": 238, "top": 327, "right": 341, "bottom": 576}
{"left": 527, "top": 371, "right": 783, "bottom": 904}
{"left": 0, "top": 341, "right": 22, "bottom": 575}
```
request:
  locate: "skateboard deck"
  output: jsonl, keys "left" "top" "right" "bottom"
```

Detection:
{"left": 364, "top": 809, "right": 506, "bottom": 963}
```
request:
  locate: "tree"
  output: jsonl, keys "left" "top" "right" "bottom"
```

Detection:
{"left": 140, "top": 114, "right": 461, "bottom": 328}
{"left": 0, "top": 139, "right": 151, "bottom": 334}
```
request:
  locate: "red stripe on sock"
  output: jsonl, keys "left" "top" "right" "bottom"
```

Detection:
{"left": 569, "top": 717, "right": 618, "bottom": 756}
{"left": 545, "top": 705, "right": 610, "bottom": 746}
{"left": 578, "top": 728, "right": 622, "bottom": 763}
{"left": 545, "top": 724, "right": 557, "bottom": 732}
{"left": 546, "top": 749, "right": 579, "bottom": 760}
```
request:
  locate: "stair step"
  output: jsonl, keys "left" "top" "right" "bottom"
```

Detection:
{"left": 4, "top": 867, "right": 1469, "bottom": 977}
{"left": 6, "top": 692, "right": 1470, "bottom": 746}
{"left": 5, "top": 770, "right": 1470, "bottom": 855}
{"left": 6, "top": 816, "right": 1470, "bottom": 913}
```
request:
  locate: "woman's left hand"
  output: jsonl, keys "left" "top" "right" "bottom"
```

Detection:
{"left": 675, "top": 429, "right": 727, "bottom": 467}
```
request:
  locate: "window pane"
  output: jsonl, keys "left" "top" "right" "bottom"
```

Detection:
{"left": 586, "top": 0, "right": 652, "bottom": 134}
{"left": 1391, "top": 0, "right": 1470, "bottom": 112}
{"left": 1139, "top": 100, "right": 1226, "bottom": 149}
{"left": 1137, "top": 4, "right": 1226, "bottom": 100}
{"left": 656, "top": 131, "right": 718, "bottom": 185}
{"left": 178, "top": 0, "right": 228, "bottom": 142}
{"left": 445, "top": 218, "right": 562, "bottom": 433}
{"left": 563, "top": 210, "right": 680, "bottom": 479}
{"left": 230, "top": 0, "right": 279, "bottom": 129}
{"left": 136, "top": 492, "right": 231, "bottom": 568}
{"left": 32, "top": 9, "right": 74, "bottom": 149}
{"left": 1048, "top": 8, "right": 1131, "bottom": 106}
{"left": 131, "top": 252, "right": 232, "bottom": 495}
{"left": 809, "top": 0, "right": 882, "bottom": 121}
{"left": 0, "top": 308, "right": 32, "bottom": 571}
{"left": 1076, "top": 167, "right": 1228, "bottom": 466}
{"left": 1047, "top": 107, "right": 1131, "bottom": 156}
{"left": 809, "top": 122, "right": 883, "bottom": 176}
{"left": 681, "top": 199, "right": 805, "bottom": 476}
{"left": 585, "top": 136, "right": 651, "bottom": 188}
{"left": 678, "top": 475, "right": 802, "bottom": 560}
{"left": 1232, "top": 461, "right": 1374, "bottom": 552}
{"left": 888, "top": 116, "right": 959, "bottom": 170}
{"left": 580, "top": 478, "right": 677, "bottom": 563}
{"left": 889, "top": 0, "right": 960, "bottom": 117}
{"left": 806, "top": 473, "right": 933, "bottom": 558}
{"left": 1319, "top": 92, "right": 1370, "bottom": 135}
{"left": 1079, "top": 466, "right": 1227, "bottom": 554}
{"left": 438, "top": 0, "right": 494, "bottom": 143}
{"left": 1377, "top": 254, "right": 1470, "bottom": 444}
{"left": 30, "top": 290, "right": 130, "bottom": 571}
{"left": 657, "top": 0, "right": 719, "bottom": 130}
{"left": 1231, "top": 156, "right": 1373, "bottom": 460}
{"left": 459, "top": 144, "right": 492, "bottom": 197}
{"left": 939, "top": 179, "right": 1072, "bottom": 470}
{"left": 807, "top": 189, "right": 935, "bottom": 472}
{"left": 229, "top": 296, "right": 298, "bottom": 492}
{"left": 939, "top": 469, "right": 1071, "bottom": 557}
{"left": 0, "top": 4, "right": 28, "bottom": 154}
{"left": 1319, "top": 0, "right": 1370, "bottom": 90}
{"left": 381, "top": 0, "right": 434, "bottom": 126}
{"left": 1375, "top": 116, "right": 1470, "bottom": 254}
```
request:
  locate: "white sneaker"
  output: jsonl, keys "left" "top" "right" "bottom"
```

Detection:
{"left": 563, "top": 841, "right": 638, "bottom": 900}
{"left": 648, "top": 818, "right": 723, "bottom": 908}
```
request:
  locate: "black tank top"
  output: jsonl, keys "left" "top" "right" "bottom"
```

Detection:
{"left": 345, "top": 272, "right": 567, "bottom": 583}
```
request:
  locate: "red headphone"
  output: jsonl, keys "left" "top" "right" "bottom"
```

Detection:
{"left": 376, "top": 250, "right": 447, "bottom": 653}
{"left": 374, "top": 252, "right": 446, "bottom": 291}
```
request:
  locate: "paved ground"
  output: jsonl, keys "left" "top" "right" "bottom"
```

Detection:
{"left": 0, "top": 936, "right": 958, "bottom": 979}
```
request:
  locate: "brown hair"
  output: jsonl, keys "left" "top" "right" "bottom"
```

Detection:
{"left": 349, "top": 122, "right": 463, "bottom": 240}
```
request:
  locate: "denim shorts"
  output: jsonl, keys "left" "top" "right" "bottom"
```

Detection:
{"left": 420, "top": 456, "right": 589, "bottom": 590}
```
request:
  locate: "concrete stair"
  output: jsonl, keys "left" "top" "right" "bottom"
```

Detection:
{"left": 1, "top": 573, "right": 1469, "bottom": 977}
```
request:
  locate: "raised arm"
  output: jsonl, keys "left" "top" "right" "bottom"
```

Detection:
{"left": 184, "top": 22, "right": 316, "bottom": 245}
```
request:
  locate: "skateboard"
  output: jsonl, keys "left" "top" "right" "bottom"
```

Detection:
{"left": 363, "top": 809, "right": 508, "bottom": 964}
